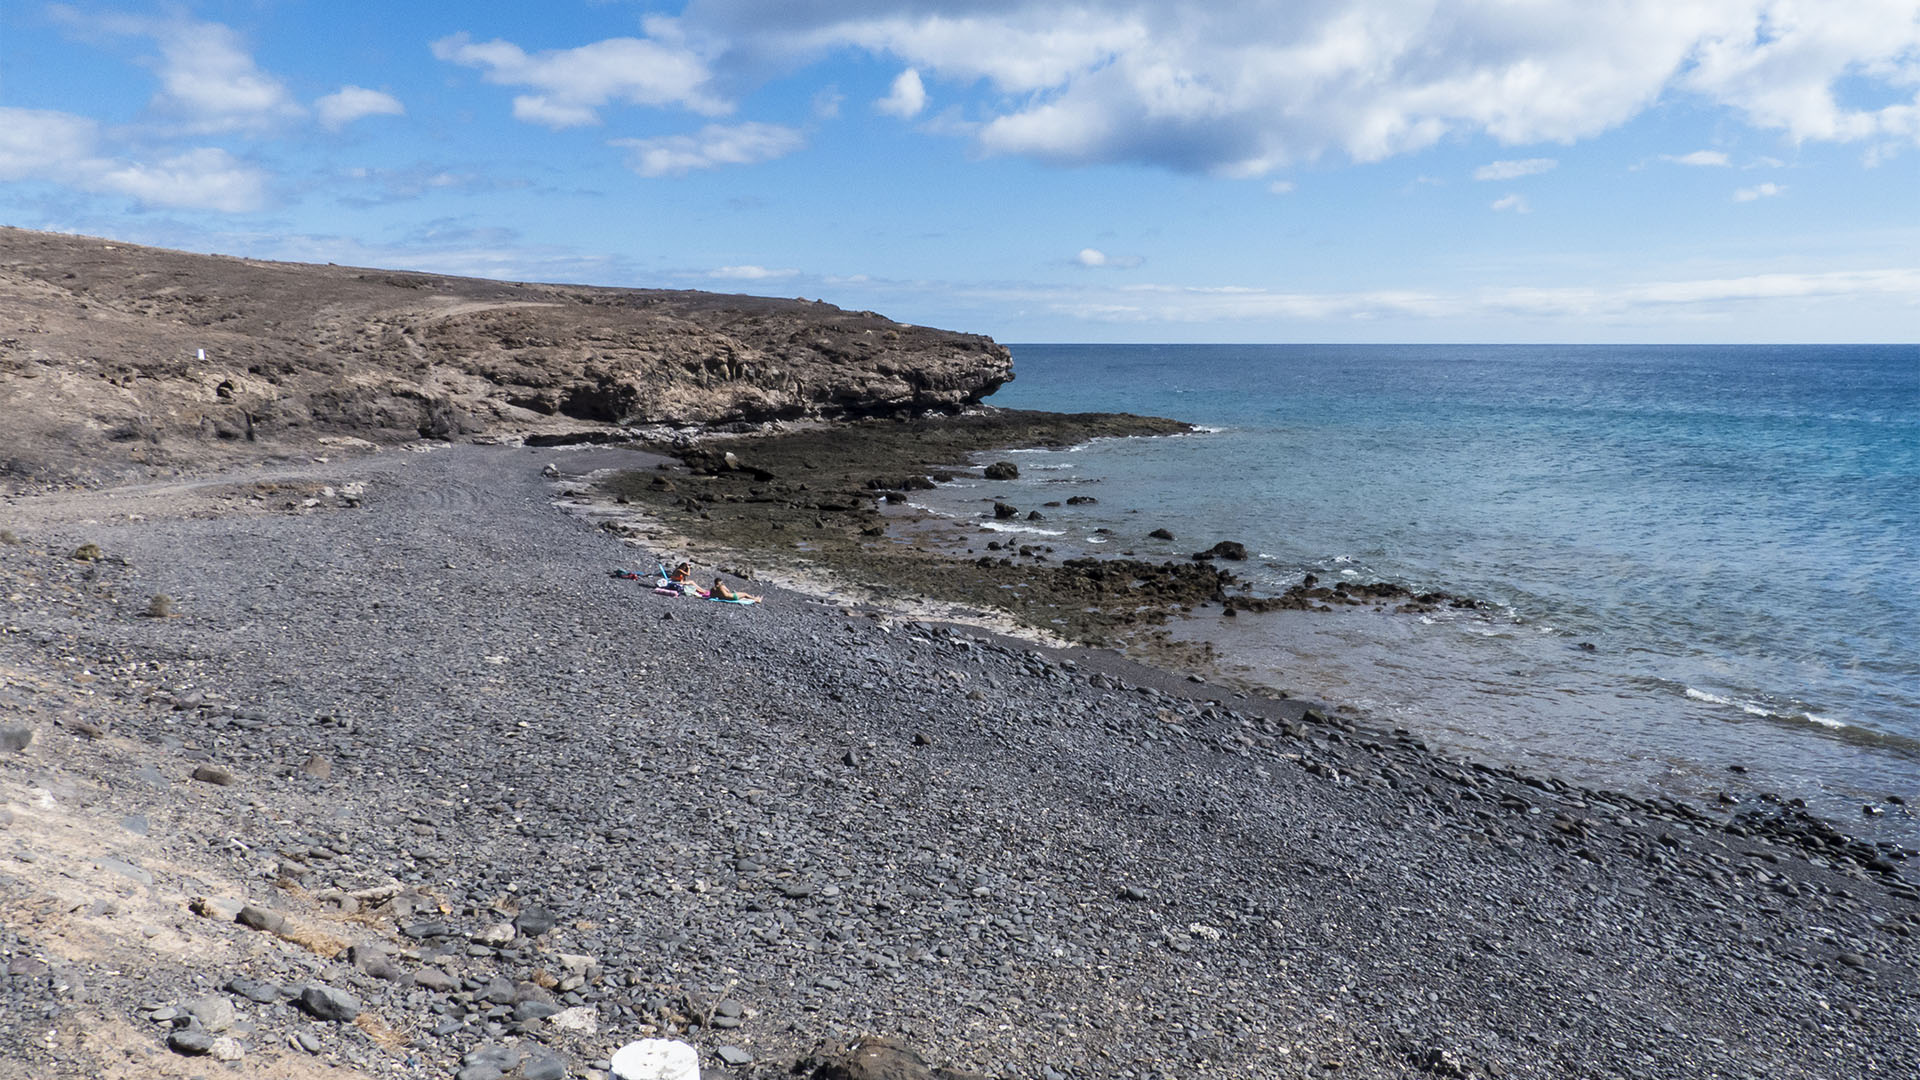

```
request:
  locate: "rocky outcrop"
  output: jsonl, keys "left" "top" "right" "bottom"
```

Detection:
{"left": 0, "top": 227, "right": 1012, "bottom": 485}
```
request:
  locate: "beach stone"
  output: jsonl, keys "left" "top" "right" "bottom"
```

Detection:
{"left": 185, "top": 994, "right": 236, "bottom": 1033}
{"left": 69, "top": 542, "right": 102, "bottom": 561}
{"left": 236, "top": 905, "right": 286, "bottom": 934}
{"left": 1192, "top": 540, "right": 1248, "bottom": 561}
{"left": 191, "top": 763, "right": 235, "bottom": 786}
{"left": 513, "top": 906, "right": 557, "bottom": 937}
{"left": 521, "top": 1047, "right": 569, "bottom": 1080}
{"left": 0, "top": 726, "right": 33, "bottom": 753}
{"left": 300, "top": 754, "right": 331, "bottom": 780}
{"left": 297, "top": 984, "right": 360, "bottom": 1022}
{"left": 992, "top": 502, "right": 1018, "bottom": 519}
{"left": 210, "top": 1037, "right": 245, "bottom": 1062}
{"left": 167, "top": 1029, "right": 214, "bottom": 1056}
{"left": 414, "top": 966, "right": 457, "bottom": 992}
{"left": 474, "top": 921, "right": 517, "bottom": 946}
{"left": 549, "top": 1005, "right": 598, "bottom": 1034}
{"left": 983, "top": 461, "right": 1018, "bottom": 480}
{"left": 715, "top": 1045, "right": 753, "bottom": 1066}
{"left": 1148, "top": 528, "right": 1174, "bottom": 540}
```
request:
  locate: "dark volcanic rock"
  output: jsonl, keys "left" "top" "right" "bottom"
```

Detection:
{"left": 983, "top": 461, "right": 1019, "bottom": 480}
{"left": 1192, "top": 540, "right": 1248, "bottom": 561}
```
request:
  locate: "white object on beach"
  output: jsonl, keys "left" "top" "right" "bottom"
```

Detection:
{"left": 610, "top": 1039, "right": 700, "bottom": 1080}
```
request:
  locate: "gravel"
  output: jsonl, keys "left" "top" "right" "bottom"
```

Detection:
{"left": 0, "top": 442, "right": 1915, "bottom": 1079}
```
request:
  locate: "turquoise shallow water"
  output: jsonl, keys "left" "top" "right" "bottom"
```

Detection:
{"left": 929, "top": 344, "right": 1920, "bottom": 833}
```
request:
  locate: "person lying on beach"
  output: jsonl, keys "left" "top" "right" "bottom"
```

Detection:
{"left": 709, "top": 578, "right": 762, "bottom": 603}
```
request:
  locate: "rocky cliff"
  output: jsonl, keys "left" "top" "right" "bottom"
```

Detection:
{"left": 0, "top": 227, "right": 1012, "bottom": 484}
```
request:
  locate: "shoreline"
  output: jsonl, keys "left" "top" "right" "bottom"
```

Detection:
{"left": 2, "top": 439, "right": 1917, "bottom": 1079}
{"left": 569, "top": 411, "right": 1920, "bottom": 850}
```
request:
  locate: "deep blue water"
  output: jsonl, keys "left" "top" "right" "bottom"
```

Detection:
{"left": 926, "top": 344, "right": 1920, "bottom": 830}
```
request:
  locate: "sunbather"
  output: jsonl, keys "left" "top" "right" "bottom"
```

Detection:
{"left": 709, "top": 578, "right": 762, "bottom": 603}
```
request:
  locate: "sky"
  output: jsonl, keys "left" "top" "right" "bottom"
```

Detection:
{"left": 2, "top": 1, "right": 1918, "bottom": 343}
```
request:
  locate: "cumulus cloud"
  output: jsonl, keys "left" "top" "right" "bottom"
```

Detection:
{"left": 61, "top": 10, "right": 305, "bottom": 133}
{"left": 876, "top": 68, "right": 928, "bottom": 118}
{"left": 1733, "top": 181, "right": 1785, "bottom": 201}
{"left": 611, "top": 122, "right": 805, "bottom": 176}
{"left": 1663, "top": 149, "right": 1731, "bottom": 166}
{"left": 645, "top": 0, "right": 1920, "bottom": 175}
{"left": 431, "top": 31, "right": 727, "bottom": 128}
{"left": 1474, "top": 158, "right": 1557, "bottom": 181}
{"left": 316, "top": 86, "right": 404, "bottom": 131}
{"left": 1075, "top": 247, "right": 1143, "bottom": 269}
{"left": 1491, "top": 193, "right": 1531, "bottom": 213}
{"left": 0, "top": 106, "right": 268, "bottom": 211}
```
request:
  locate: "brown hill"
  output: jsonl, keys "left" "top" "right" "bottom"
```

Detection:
{"left": 0, "top": 227, "right": 1012, "bottom": 487}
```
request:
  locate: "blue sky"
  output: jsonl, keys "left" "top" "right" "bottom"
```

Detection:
{"left": 3, "top": 1, "right": 1917, "bottom": 342}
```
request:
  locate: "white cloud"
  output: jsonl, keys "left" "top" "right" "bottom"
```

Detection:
{"left": 611, "top": 122, "right": 806, "bottom": 176}
{"left": 876, "top": 68, "right": 928, "bottom": 118}
{"left": 707, "top": 265, "right": 799, "bottom": 280}
{"left": 1491, "top": 193, "right": 1531, "bottom": 213}
{"left": 1474, "top": 158, "right": 1557, "bottom": 181}
{"left": 0, "top": 107, "right": 99, "bottom": 180}
{"left": 316, "top": 86, "right": 404, "bottom": 131}
{"left": 431, "top": 31, "right": 727, "bottom": 128}
{"left": 648, "top": 1, "right": 1920, "bottom": 175}
{"left": 1733, "top": 181, "right": 1785, "bottom": 201}
{"left": 0, "top": 105, "right": 269, "bottom": 212}
{"left": 1662, "top": 149, "right": 1731, "bottom": 166}
{"left": 96, "top": 148, "right": 268, "bottom": 212}
{"left": 1074, "top": 247, "right": 1143, "bottom": 269}
{"left": 68, "top": 11, "right": 305, "bottom": 133}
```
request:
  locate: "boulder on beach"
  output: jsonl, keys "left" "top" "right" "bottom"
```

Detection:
{"left": 1192, "top": 540, "right": 1248, "bottom": 561}
{"left": 983, "top": 461, "right": 1019, "bottom": 480}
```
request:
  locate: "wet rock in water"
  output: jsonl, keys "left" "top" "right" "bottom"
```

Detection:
{"left": 1066, "top": 495, "right": 1098, "bottom": 504}
{"left": 1148, "top": 528, "right": 1174, "bottom": 540}
{"left": 983, "top": 461, "right": 1019, "bottom": 480}
{"left": 1026, "top": 510, "right": 1045, "bottom": 521}
{"left": 1192, "top": 540, "right": 1248, "bottom": 561}
{"left": 992, "top": 502, "right": 1018, "bottom": 519}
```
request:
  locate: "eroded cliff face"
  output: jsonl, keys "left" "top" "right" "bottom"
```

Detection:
{"left": 0, "top": 227, "right": 1012, "bottom": 483}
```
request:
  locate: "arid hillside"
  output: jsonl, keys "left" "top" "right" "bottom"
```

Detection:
{"left": 0, "top": 227, "right": 1012, "bottom": 487}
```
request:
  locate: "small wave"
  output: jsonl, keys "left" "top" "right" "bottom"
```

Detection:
{"left": 904, "top": 502, "right": 959, "bottom": 518}
{"left": 1685, "top": 687, "right": 1733, "bottom": 706}
{"left": 979, "top": 521, "right": 1066, "bottom": 537}
{"left": 1802, "top": 712, "right": 1846, "bottom": 729}
{"left": 1086, "top": 535, "right": 1109, "bottom": 544}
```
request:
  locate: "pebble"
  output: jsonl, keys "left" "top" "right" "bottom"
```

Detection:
{"left": 167, "top": 1029, "right": 214, "bottom": 1056}
{"left": 0, "top": 725, "right": 33, "bottom": 752}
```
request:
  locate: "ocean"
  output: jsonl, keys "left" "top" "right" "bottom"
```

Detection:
{"left": 918, "top": 344, "right": 1920, "bottom": 836}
